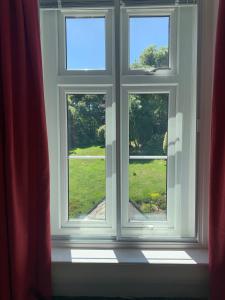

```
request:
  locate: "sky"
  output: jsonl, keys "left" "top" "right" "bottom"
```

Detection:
{"left": 66, "top": 16, "right": 169, "bottom": 70}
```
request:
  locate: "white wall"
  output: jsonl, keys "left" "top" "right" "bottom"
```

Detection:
{"left": 52, "top": 262, "right": 208, "bottom": 298}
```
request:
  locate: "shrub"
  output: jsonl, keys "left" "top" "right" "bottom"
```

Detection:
{"left": 140, "top": 202, "right": 159, "bottom": 213}
{"left": 97, "top": 124, "right": 106, "bottom": 145}
{"left": 149, "top": 192, "right": 167, "bottom": 212}
{"left": 163, "top": 131, "right": 168, "bottom": 154}
{"left": 149, "top": 192, "right": 161, "bottom": 201}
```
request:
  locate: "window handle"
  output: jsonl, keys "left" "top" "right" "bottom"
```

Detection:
{"left": 146, "top": 67, "right": 172, "bottom": 74}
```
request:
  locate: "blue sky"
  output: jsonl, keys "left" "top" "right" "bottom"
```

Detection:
{"left": 130, "top": 17, "right": 169, "bottom": 64}
{"left": 66, "top": 16, "right": 169, "bottom": 70}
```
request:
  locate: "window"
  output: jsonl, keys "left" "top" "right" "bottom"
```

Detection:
{"left": 40, "top": 2, "right": 198, "bottom": 241}
{"left": 128, "top": 93, "right": 169, "bottom": 222}
{"left": 66, "top": 17, "right": 106, "bottom": 70}
{"left": 58, "top": 9, "right": 113, "bottom": 75}
{"left": 60, "top": 87, "right": 114, "bottom": 232}
{"left": 129, "top": 16, "right": 170, "bottom": 70}
{"left": 67, "top": 93, "right": 106, "bottom": 220}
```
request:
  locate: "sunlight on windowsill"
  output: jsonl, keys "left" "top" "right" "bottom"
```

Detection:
{"left": 52, "top": 248, "right": 208, "bottom": 265}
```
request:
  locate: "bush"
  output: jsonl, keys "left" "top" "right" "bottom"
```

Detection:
{"left": 140, "top": 202, "right": 159, "bottom": 213}
{"left": 97, "top": 125, "right": 106, "bottom": 145}
{"left": 134, "top": 192, "right": 167, "bottom": 214}
{"left": 163, "top": 131, "right": 168, "bottom": 154}
{"left": 149, "top": 192, "right": 167, "bottom": 211}
{"left": 149, "top": 192, "right": 161, "bottom": 201}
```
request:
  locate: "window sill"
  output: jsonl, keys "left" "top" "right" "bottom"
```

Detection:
{"left": 52, "top": 247, "right": 208, "bottom": 265}
{"left": 51, "top": 247, "right": 209, "bottom": 297}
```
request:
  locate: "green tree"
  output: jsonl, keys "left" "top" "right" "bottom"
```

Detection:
{"left": 131, "top": 45, "right": 169, "bottom": 70}
{"left": 129, "top": 94, "right": 168, "bottom": 155}
{"left": 129, "top": 45, "right": 169, "bottom": 155}
{"left": 67, "top": 94, "right": 105, "bottom": 151}
{"left": 140, "top": 45, "right": 169, "bottom": 68}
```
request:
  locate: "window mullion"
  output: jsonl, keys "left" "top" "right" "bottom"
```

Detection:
{"left": 114, "top": 0, "right": 122, "bottom": 240}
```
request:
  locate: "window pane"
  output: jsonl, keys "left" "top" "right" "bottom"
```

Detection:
{"left": 67, "top": 94, "right": 106, "bottom": 220}
{"left": 129, "top": 159, "right": 167, "bottom": 221}
{"left": 66, "top": 17, "right": 106, "bottom": 70}
{"left": 129, "top": 93, "right": 168, "bottom": 156}
{"left": 129, "top": 16, "right": 169, "bottom": 71}
{"left": 67, "top": 94, "right": 106, "bottom": 154}
{"left": 68, "top": 158, "right": 106, "bottom": 220}
{"left": 129, "top": 94, "right": 168, "bottom": 221}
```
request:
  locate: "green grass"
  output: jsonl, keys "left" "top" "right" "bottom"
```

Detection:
{"left": 70, "top": 146, "right": 105, "bottom": 156}
{"left": 129, "top": 160, "right": 166, "bottom": 201}
{"left": 68, "top": 146, "right": 166, "bottom": 219}
{"left": 129, "top": 160, "right": 167, "bottom": 214}
{"left": 69, "top": 147, "right": 106, "bottom": 219}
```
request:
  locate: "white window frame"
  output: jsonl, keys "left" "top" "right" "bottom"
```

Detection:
{"left": 59, "top": 86, "right": 116, "bottom": 236}
{"left": 120, "top": 87, "right": 177, "bottom": 237}
{"left": 120, "top": 5, "right": 197, "bottom": 239}
{"left": 121, "top": 8, "right": 178, "bottom": 76}
{"left": 58, "top": 9, "right": 113, "bottom": 75}
{"left": 40, "top": 3, "right": 199, "bottom": 242}
{"left": 40, "top": 7, "right": 116, "bottom": 237}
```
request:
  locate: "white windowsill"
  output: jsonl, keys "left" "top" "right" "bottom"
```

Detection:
{"left": 51, "top": 248, "right": 209, "bottom": 297}
{"left": 52, "top": 248, "right": 208, "bottom": 265}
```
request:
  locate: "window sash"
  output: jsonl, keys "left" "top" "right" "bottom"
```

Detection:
{"left": 59, "top": 87, "right": 115, "bottom": 231}
{"left": 119, "top": 5, "right": 197, "bottom": 238}
{"left": 121, "top": 8, "right": 178, "bottom": 76}
{"left": 120, "top": 87, "right": 177, "bottom": 237}
{"left": 58, "top": 9, "right": 113, "bottom": 75}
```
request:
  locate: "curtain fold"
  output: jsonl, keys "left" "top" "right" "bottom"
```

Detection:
{"left": 209, "top": 0, "right": 225, "bottom": 299}
{"left": 0, "top": 1, "right": 51, "bottom": 299}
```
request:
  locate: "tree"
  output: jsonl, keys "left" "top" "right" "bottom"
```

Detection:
{"left": 140, "top": 45, "right": 169, "bottom": 68}
{"left": 128, "top": 45, "right": 169, "bottom": 155}
{"left": 67, "top": 94, "right": 105, "bottom": 151}
{"left": 129, "top": 94, "right": 168, "bottom": 156}
{"left": 131, "top": 45, "right": 169, "bottom": 70}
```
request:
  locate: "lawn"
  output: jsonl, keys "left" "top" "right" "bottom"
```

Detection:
{"left": 68, "top": 146, "right": 167, "bottom": 219}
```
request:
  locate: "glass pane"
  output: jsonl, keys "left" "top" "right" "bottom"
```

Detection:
{"left": 67, "top": 94, "right": 106, "bottom": 154}
{"left": 129, "top": 93, "right": 168, "bottom": 156}
{"left": 129, "top": 16, "right": 169, "bottom": 71}
{"left": 129, "top": 159, "right": 167, "bottom": 221}
{"left": 129, "top": 94, "right": 168, "bottom": 221}
{"left": 67, "top": 94, "right": 106, "bottom": 220}
{"left": 66, "top": 17, "right": 106, "bottom": 70}
{"left": 68, "top": 159, "right": 106, "bottom": 220}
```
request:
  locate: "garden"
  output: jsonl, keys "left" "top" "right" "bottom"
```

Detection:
{"left": 67, "top": 46, "right": 168, "bottom": 219}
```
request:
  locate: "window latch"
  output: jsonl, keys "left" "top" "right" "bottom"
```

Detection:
{"left": 146, "top": 67, "right": 172, "bottom": 75}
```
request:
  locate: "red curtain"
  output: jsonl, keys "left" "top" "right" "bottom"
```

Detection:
{"left": 210, "top": 0, "right": 225, "bottom": 299}
{"left": 0, "top": 1, "right": 51, "bottom": 299}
